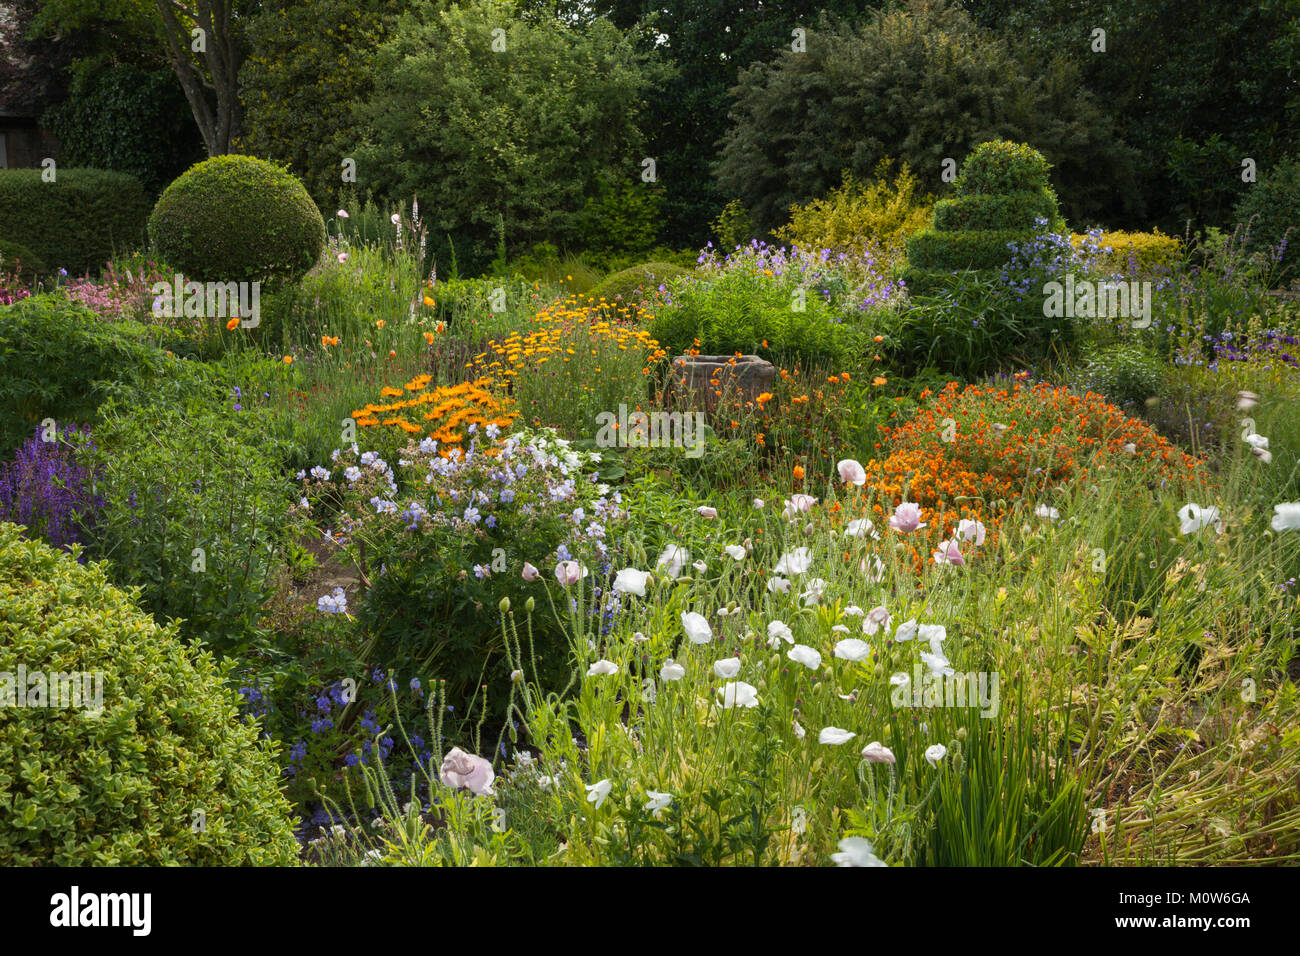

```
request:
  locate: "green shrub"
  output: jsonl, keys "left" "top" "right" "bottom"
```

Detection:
{"left": 1234, "top": 155, "right": 1300, "bottom": 286}
{"left": 0, "top": 168, "right": 151, "bottom": 276}
{"left": 0, "top": 295, "right": 166, "bottom": 458}
{"left": 80, "top": 398, "right": 296, "bottom": 651}
{"left": 0, "top": 239, "right": 44, "bottom": 276}
{"left": 931, "top": 191, "right": 1059, "bottom": 232}
{"left": 148, "top": 155, "right": 326, "bottom": 286}
{"left": 650, "top": 267, "right": 854, "bottom": 365}
{"left": 906, "top": 141, "right": 1065, "bottom": 291}
{"left": 0, "top": 523, "right": 299, "bottom": 865}
{"left": 42, "top": 64, "right": 205, "bottom": 196}
{"left": 1079, "top": 342, "right": 1166, "bottom": 411}
{"left": 954, "top": 140, "right": 1054, "bottom": 194}
{"left": 588, "top": 261, "right": 692, "bottom": 307}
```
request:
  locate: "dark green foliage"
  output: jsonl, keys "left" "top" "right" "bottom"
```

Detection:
{"left": 0, "top": 522, "right": 300, "bottom": 865}
{"left": 1234, "top": 155, "right": 1300, "bottom": 286}
{"left": 931, "top": 192, "right": 1060, "bottom": 232}
{"left": 0, "top": 168, "right": 151, "bottom": 277}
{"left": 588, "top": 261, "right": 691, "bottom": 305}
{"left": 905, "top": 230, "right": 1029, "bottom": 272}
{"left": 0, "top": 295, "right": 165, "bottom": 458}
{"left": 0, "top": 239, "right": 44, "bottom": 276}
{"left": 906, "top": 141, "right": 1064, "bottom": 285}
{"left": 42, "top": 63, "right": 204, "bottom": 196}
{"left": 1080, "top": 342, "right": 1166, "bottom": 411}
{"left": 238, "top": 0, "right": 403, "bottom": 213}
{"left": 148, "top": 155, "right": 327, "bottom": 285}
{"left": 716, "top": 0, "right": 1134, "bottom": 235}
{"left": 356, "top": 0, "right": 665, "bottom": 276}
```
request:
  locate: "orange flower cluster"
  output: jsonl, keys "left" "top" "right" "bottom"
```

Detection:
{"left": 350, "top": 375, "right": 517, "bottom": 453}
{"left": 856, "top": 381, "right": 1206, "bottom": 548}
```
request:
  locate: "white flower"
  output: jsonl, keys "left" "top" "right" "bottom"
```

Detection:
{"left": 643, "top": 791, "right": 672, "bottom": 818}
{"left": 956, "top": 518, "right": 986, "bottom": 546}
{"left": 696, "top": 505, "right": 718, "bottom": 519}
{"left": 753, "top": 498, "right": 765, "bottom": 509}
{"left": 888, "top": 502, "right": 926, "bottom": 533}
{"left": 920, "top": 651, "right": 954, "bottom": 678}
{"left": 1244, "top": 432, "right": 1269, "bottom": 450}
{"left": 1034, "top": 504, "right": 1060, "bottom": 522}
{"left": 918, "top": 624, "right": 947, "bottom": 655}
{"left": 1252, "top": 446, "right": 1273, "bottom": 464}
{"left": 792, "top": 719, "right": 806, "bottom": 739}
{"left": 767, "top": 576, "right": 792, "bottom": 594}
{"left": 692, "top": 559, "right": 708, "bottom": 573}
{"left": 632, "top": 631, "right": 649, "bottom": 643}
{"left": 863, "top": 605, "right": 892, "bottom": 635}
{"left": 587, "top": 659, "right": 619, "bottom": 676}
{"left": 613, "top": 567, "right": 650, "bottom": 596}
{"left": 660, "top": 659, "right": 685, "bottom": 681}
{"left": 800, "top": 577, "right": 829, "bottom": 606}
{"left": 924, "top": 744, "right": 948, "bottom": 767}
{"left": 831, "top": 623, "right": 849, "bottom": 634}
{"left": 521, "top": 562, "right": 540, "bottom": 581}
{"left": 724, "top": 544, "right": 747, "bottom": 561}
{"left": 767, "top": 620, "right": 794, "bottom": 646}
{"left": 1236, "top": 390, "right": 1260, "bottom": 411}
{"left": 832, "top": 837, "right": 886, "bottom": 867}
{"left": 932, "top": 539, "right": 965, "bottom": 566}
{"left": 585, "top": 779, "right": 612, "bottom": 809}
{"left": 713, "top": 657, "right": 742, "bottom": 679}
{"left": 842, "top": 605, "right": 865, "bottom": 617}
{"left": 681, "top": 611, "right": 712, "bottom": 644}
{"left": 391, "top": 213, "right": 402, "bottom": 224}
{"left": 719, "top": 681, "right": 759, "bottom": 708}
{"left": 860, "top": 741, "right": 896, "bottom": 764}
{"left": 844, "top": 518, "right": 878, "bottom": 539}
{"left": 837, "top": 458, "right": 867, "bottom": 486}
{"left": 788, "top": 644, "right": 822, "bottom": 669}
{"left": 819, "top": 726, "right": 856, "bottom": 745}
{"left": 1122, "top": 442, "right": 1137, "bottom": 454}
{"left": 889, "top": 672, "right": 910, "bottom": 689}
{"left": 1272, "top": 502, "right": 1300, "bottom": 532}
{"left": 833, "top": 638, "right": 871, "bottom": 661}
{"left": 894, "top": 619, "right": 918, "bottom": 642}
{"left": 655, "top": 544, "right": 690, "bottom": 577}
{"left": 1178, "top": 503, "right": 1221, "bottom": 535}
{"left": 773, "top": 547, "right": 813, "bottom": 575}
{"left": 861, "top": 555, "right": 886, "bottom": 581}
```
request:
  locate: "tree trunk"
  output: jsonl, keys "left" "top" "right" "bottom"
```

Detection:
{"left": 153, "top": 0, "right": 242, "bottom": 156}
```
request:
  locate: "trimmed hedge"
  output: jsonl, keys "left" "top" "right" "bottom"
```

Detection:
{"left": 0, "top": 522, "right": 300, "bottom": 865}
{"left": 148, "top": 155, "right": 326, "bottom": 285}
{"left": 932, "top": 191, "right": 1060, "bottom": 233}
{"left": 1234, "top": 156, "right": 1300, "bottom": 285}
{"left": 588, "top": 261, "right": 691, "bottom": 305}
{"left": 905, "top": 141, "right": 1064, "bottom": 291}
{"left": 0, "top": 239, "right": 44, "bottom": 276}
{"left": 906, "top": 230, "right": 1028, "bottom": 272}
{"left": 0, "top": 169, "right": 151, "bottom": 277}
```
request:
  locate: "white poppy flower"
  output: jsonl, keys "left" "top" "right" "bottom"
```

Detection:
{"left": 587, "top": 659, "right": 619, "bottom": 676}
{"left": 924, "top": 744, "right": 947, "bottom": 767}
{"left": 919, "top": 651, "right": 954, "bottom": 678}
{"left": 719, "top": 681, "right": 759, "bottom": 709}
{"left": 613, "top": 568, "right": 650, "bottom": 596}
{"left": 831, "top": 836, "right": 886, "bottom": 867}
{"left": 692, "top": 559, "right": 708, "bottom": 573}
{"left": 655, "top": 544, "right": 690, "bottom": 577}
{"left": 696, "top": 505, "right": 718, "bottom": 519}
{"left": 681, "top": 611, "right": 713, "bottom": 644}
{"left": 863, "top": 605, "right": 892, "bottom": 635}
{"left": 1272, "top": 502, "right": 1300, "bottom": 532}
{"left": 860, "top": 741, "right": 896, "bottom": 764}
{"left": 660, "top": 659, "right": 685, "bottom": 681}
{"left": 767, "top": 576, "right": 792, "bottom": 594}
{"left": 894, "top": 619, "right": 919, "bottom": 642}
{"left": 837, "top": 459, "right": 867, "bottom": 486}
{"left": 713, "top": 657, "right": 742, "bottom": 679}
{"left": 773, "top": 547, "right": 813, "bottom": 575}
{"left": 833, "top": 638, "right": 870, "bottom": 661}
{"left": 844, "top": 518, "right": 878, "bottom": 539}
{"left": 767, "top": 620, "right": 794, "bottom": 646}
{"left": 788, "top": 644, "right": 822, "bottom": 669}
{"left": 1178, "top": 503, "right": 1221, "bottom": 535}
{"left": 724, "top": 544, "right": 747, "bottom": 561}
{"left": 842, "top": 604, "right": 865, "bottom": 617}
{"left": 800, "top": 577, "right": 829, "bottom": 606}
{"left": 819, "top": 726, "right": 856, "bottom": 745}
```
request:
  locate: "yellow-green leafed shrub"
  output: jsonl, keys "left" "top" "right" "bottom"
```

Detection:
{"left": 0, "top": 523, "right": 300, "bottom": 865}
{"left": 1073, "top": 229, "right": 1182, "bottom": 278}
{"left": 776, "top": 161, "right": 933, "bottom": 268}
{"left": 587, "top": 261, "right": 691, "bottom": 306}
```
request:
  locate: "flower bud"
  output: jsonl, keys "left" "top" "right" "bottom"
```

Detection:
{"left": 525, "top": 596, "right": 536, "bottom": 613}
{"left": 499, "top": 596, "right": 511, "bottom": 613}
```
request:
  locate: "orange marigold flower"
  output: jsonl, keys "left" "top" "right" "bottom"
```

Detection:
{"left": 793, "top": 465, "right": 805, "bottom": 480}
